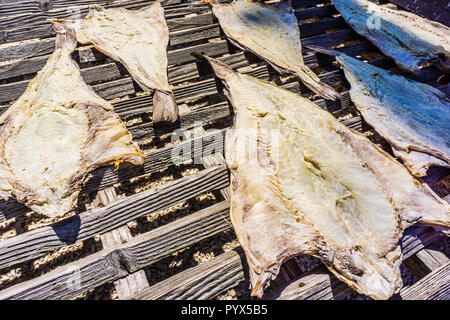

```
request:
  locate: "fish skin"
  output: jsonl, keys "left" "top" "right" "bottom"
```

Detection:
{"left": 202, "top": 0, "right": 340, "bottom": 101}
{"left": 197, "top": 54, "right": 450, "bottom": 300}
{"left": 51, "top": 1, "right": 179, "bottom": 123}
{"left": 0, "top": 24, "right": 145, "bottom": 218}
{"left": 308, "top": 45, "right": 450, "bottom": 177}
{"left": 331, "top": 0, "right": 450, "bottom": 73}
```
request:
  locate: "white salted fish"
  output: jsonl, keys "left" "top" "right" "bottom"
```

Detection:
{"left": 308, "top": 46, "right": 449, "bottom": 177}
{"left": 197, "top": 54, "right": 450, "bottom": 300}
{"left": 0, "top": 24, "right": 144, "bottom": 217}
{"left": 202, "top": 0, "right": 340, "bottom": 101}
{"left": 52, "top": 1, "right": 178, "bottom": 123}
{"left": 331, "top": 0, "right": 450, "bottom": 73}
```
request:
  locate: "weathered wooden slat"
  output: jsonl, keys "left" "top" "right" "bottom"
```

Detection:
{"left": 388, "top": 0, "right": 450, "bottom": 26}
{"left": 0, "top": 24, "right": 221, "bottom": 80}
{"left": 169, "top": 23, "right": 220, "bottom": 46}
{"left": 0, "top": 12, "right": 214, "bottom": 63}
{"left": 0, "top": 40, "right": 229, "bottom": 104}
{"left": 405, "top": 247, "right": 450, "bottom": 279}
{"left": 393, "top": 262, "right": 450, "bottom": 300}
{"left": 0, "top": 165, "right": 229, "bottom": 271}
{"left": 0, "top": 200, "right": 232, "bottom": 300}
{"left": 295, "top": 4, "right": 337, "bottom": 21}
{"left": 131, "top": 248, "right": 245, "bottom": 300}
{"left": 95, "top": 188, "right": 151, "bottom": 300}
{"left": 128, "top": 226, "right": 443, "bottom": 300}
{"left": 0, "top": 74, "right": 135, "bottom": 104}
{"left": 0, "top": 0, "right": 136, "bottom": 16}
{"left": 0, "top": 1, "right": 207, "bottom": 42}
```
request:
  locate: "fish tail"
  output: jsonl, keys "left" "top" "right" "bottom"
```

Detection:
{"left": 152, "top": 90, "right": 179, "bottom": 123}
{"left": 304, "top": 45, "right": 342, "bottom": 58}
{"left": 48, "top": 20, "right": 78, "bottom": 53}
{"left": 296, "top": 67, "right": 341, "bottom": 101}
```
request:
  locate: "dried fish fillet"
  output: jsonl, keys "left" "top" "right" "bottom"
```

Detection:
{"left": 52, "top": 1, "right": 179, "bottom": 123}
{"left": 198, "top": 54, "right": 450, "bottom": 300}
{"left": 331, "top": 0, "right": 450, "bottom": 73}
{"left": 0, "top": 25, "right": 144, "bottom": 218}
{"left": 308, "top": 46, "right": 450, "bottom": 177}
{"left": 202, "top": 0, "right": 340, "bottom": 101}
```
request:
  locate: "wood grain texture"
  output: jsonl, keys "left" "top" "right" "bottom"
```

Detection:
{"left": 0, "top": 165, "right": 229, "bottom": 270}
{"left": 0, "top": 200, "right": 232, "bottom": 300}
{"left": 130, "top": 248, "right": 246, "bottom": 300}
{"left": 0, "top": 1, "right": 207, "bottom": 43}
{"left": 393, "top": 262, "right": 450, "bottom": 300}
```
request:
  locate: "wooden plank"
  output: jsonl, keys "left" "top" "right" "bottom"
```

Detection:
{"left": 96, "top": 187, "right": 151, "bottom": 300}
{"left": 0, "top": 0, "right": 117, "bottom": 16}
{"left": 128, "top": 226, "right": 443, "bottom": 300}
{"left": 388, "top": 0, "right": 450, "bottom": 26}
{"left": 0, "top": 40, "right": 229, "bottom": 104}
{"left": 0, "top": 165, "right": 229, "bottom": 270}
{"left": 0, "top": 74, "right": 134, "bottom": 104}
{"left": 130, "top": 248, "right": 245, "bottom": 300}
{"left": 393, "top": 262, "right": 450, "bottom": 300}
{"left": 0, "top": 200, "right": 232, "bottom": 300}
{"left": 295, "top": 4, "right": 337, "bottom": 21}
{"left": 115, "top": 271, "right": 150, "bottom": 299}
{"left": 404, "top": 244, "right": 449, "bottom": 279}
{"left": 0, "top": 1, "right": 207, "bottom": 41}
{"left": 169, "top": 23, "right": 220, "bottom": 46}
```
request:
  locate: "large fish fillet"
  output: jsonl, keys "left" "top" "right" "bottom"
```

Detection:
{"left": 0, "top": 24, "right": 144, "bottom": 218}
{"left": 197, "top": 54, "right": 450, "bottom": 300}
{"left": 331, "top": 0, "right": 450, "bottom": 73}
{"left": 52, "top": 1, "right": 179, "bottom": 123}
{"left": 202, "top": 0, "right": 340, "bottom": 101}
{"left": 308, "top": 46, "right": 450, "bottom": 177}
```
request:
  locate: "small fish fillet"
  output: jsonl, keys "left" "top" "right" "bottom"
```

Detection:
{"left": 331, "top": 0, "right": 450, "bottom": 73}
{"left": 307, "top": 46, "right": 450, "bottom": 177}
{"left": 52, "top": 1, "right": 179, "bottom": 123}
{"left": 0, "top": 25, "right": 144, "bottom": 218}
{"left": 202, "top": 0, "right": 340, "bottom": 101}
{"left": 197, "top": 54, "right": 450, "bottom": 300}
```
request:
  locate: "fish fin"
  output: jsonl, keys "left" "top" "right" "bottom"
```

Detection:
{"left": 404, "top": 182, "right": 450, "bottom": 232}
{"left": 152, "top": 90, "right": 179, "bottom": 123}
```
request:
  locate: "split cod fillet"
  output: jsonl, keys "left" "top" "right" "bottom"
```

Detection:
{"left": 308, "top": 46, "right": 450, "bottom": 177}
{"left": 202, "top": 0, "right": 340, "bottom": 101}
{"left": 197, "top": 54, "right": 450, "bottom": 300}
{"left": 331, "top": 0, "right": 450, "bottom": 73}
{"left": 0, "top": 24, "right": 144, "bottom": 218}
{"left": 52, "top": 1, "right": 179, "bottom": 123}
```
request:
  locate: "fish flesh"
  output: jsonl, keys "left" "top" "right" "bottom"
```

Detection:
{"left": 0, "top": 24, "right": 145, "bottom": 218}
{"left": 308, "top": 46, "right": 450, "bottom": 177}
{"left": 52, "top": 1, "right": 179, "bottom": 123}
{"left": 331, "top": 0, "right": 450, "bottom": 73}
{"left": 197, "top": 54, "right": 450, "bottom": 300}
{"left": 202, "top": 0, "right": 340, "bottom": 101}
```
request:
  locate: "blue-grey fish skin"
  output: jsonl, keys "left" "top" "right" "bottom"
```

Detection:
{"left": 316, "top": 47, "right": 450, "bottom": 176}
{"left": 331, "top": 0, "right": 450, "bottom": 73}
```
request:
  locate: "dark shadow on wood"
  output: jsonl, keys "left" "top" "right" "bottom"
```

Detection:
{"left": 51, "top": 214, "right": 81, "bottom": 245}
